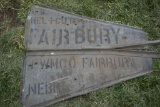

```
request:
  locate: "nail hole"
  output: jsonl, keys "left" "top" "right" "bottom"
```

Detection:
{"left": 47, "top": 65, "right": 50, "bottom": 68}
{"left": 122, "top": 36, "right": 127, "bottom": 39}
{"left": 26, "top": 94, "right": 29, "bottom": 99}
{"left": 34, "top": 62, "right": 38, "bottom": 64}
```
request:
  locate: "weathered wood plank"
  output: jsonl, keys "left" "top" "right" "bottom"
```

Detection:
{"left": 21, "top": 51, "right": 152, "bottom": 107}
{"left": 24, "top": 6, "right": 148, "bottom": 50}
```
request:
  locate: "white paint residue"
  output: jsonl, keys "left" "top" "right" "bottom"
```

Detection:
{"left": 55, "top": 93, "right": 58, "bottom": 96}
{"left": 27, "top": 15, "right": 31, "bottom": 20}
{"left": 51, "top": 52, "right": 54, "bottom": 55}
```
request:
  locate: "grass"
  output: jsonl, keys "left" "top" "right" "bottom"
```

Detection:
{"left": 0, "top": 0, "right": 160, "bottom": 107}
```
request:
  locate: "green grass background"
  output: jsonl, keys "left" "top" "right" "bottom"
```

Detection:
{"left": 0, "top": 0, "right": 160, "bottom": 107}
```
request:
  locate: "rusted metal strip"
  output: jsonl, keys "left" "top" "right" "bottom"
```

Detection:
{"left": 26, "top": 50, "right": 160, "bottom": 59}
{"left": 82, "top": 39, "right": 160, "bottom": 49}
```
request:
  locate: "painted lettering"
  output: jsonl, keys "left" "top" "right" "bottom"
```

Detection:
{"left": 60, "top": 59, "right": 67, "bottom": 68}
{"left": 50, "top": 17, "right": 55, "bottom": 24}
{"left": 40, "top": 58, "right": 50, "bottom": 69}
{"left": 69, "top": 58, "right": 76, "bottom": 68}
{"left": 89, "top": 58, "right": 95, "bottom": 68}
{"left": 83, "top": 58, "right": 88, "bottom": 68}
{"left": 40, "top": 58, "right": 76, "bottom": 69}
{"left": 28, "top": 28, "right": 33, "bottom": 44}
{"left": 82, "top": 57, "right": 136, "bottom": 69}
{"left": 38, "top": 83, "right": 44, "bottom": 95}
{"left": 52, "top": 58, "right": 58, "bottom": 69}
{"left": 28, "top": 82, "right": 56, "bottom": 95}
{"left": 52, "top": 29, "right": 56, "bottom": 45}
{"left": 29, "top": 27, "right": 122, "bottom": 46}
{"left": 56, "top": 18, "right": 60, "bottom": 24}
{"left": 28, "top": 83, "right": 36, "bottom": 95}
{"left": 124, "top": 58, "right": 129, "bottom": 68}
{"left": 130, "top": 58, "right": 137, "bottom": 68}
{"left": 110, "top": 27, "right": 120, "bottom": 44}
{"left": 108, "top": 58, "right": 113, "bottom": 68}
{"left": 45, "top": 82, "right": 53, "bottom": 94}
{"left": 75, "top": 28, "right": 85, "bottom": 44}
{"left": 38, "top": 29, "right": 49, "bottom": 45}
{"left": 31, "top": 17, "right": 46, "bottom": 24}
{"left": 113, "top": 58, "right": 117, "bottom": 69}
{"left": 31, "top": 17, "right": 38, "bottom": 24}
{"left": 99, "top": 28, "right": 103, "bottom": 44}
{"left": 103, "top": 28, "right": 110, "bottom": 44}
{"left": 57, "top": 29, "right": 69, "bottom": 46}
{"left": 118, "top": 57, "right": 124, "bottom": 68}
{"left": 99, "top": 58, "right": 105, "bottom": 68}
{"left": 64, "top": 29, "right": 69, "bottom": 44}
{"left": 87, "top": 29, "right": 97, "bottom": 43}
{"left": 57, "top": 29, "right": 62, "bottom": 46}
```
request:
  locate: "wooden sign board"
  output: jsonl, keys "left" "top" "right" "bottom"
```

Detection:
{"left": 24, "top": 6, "right": 148, "bottom": 50}
{"left": 22, "top": 6, "right": 153, "bottom": 107}
{"left": 21, "top": 51, "right": 152, "bottom": 107}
